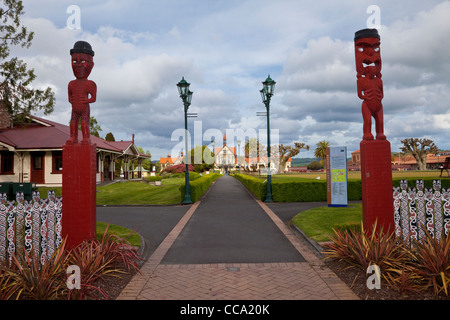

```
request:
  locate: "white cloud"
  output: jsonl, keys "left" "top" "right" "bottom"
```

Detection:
{"left": 12, "top": 0, "right": 450, "bottom": 159}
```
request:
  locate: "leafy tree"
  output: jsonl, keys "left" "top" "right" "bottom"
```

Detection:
{"left": 136, "top": 147, "right": 151, "bottom": 171}
{"left": 400, "top": 138, "right": 438, "bottom": 170}
{"left": 0, "top": 0, "right": 55, "bottom": 123}
{"left": 105, "top": 132, "right": 115, "bottom": 142}
{"left": 307, "top": 160, "right": 322, "bottom": 170}
{"left": 77, "top": 116, "right": 101, "bottom": 137}
{"left": 244, "top": 138, "right": 266, "bottom": 159}
{"left": 314, "top": 140, "right": 330, "bottom": 167}
{"left": 278, "top": 142, "right": 310, "bottom": 172}
{"left": 188, "top": 145, "right": 214, "bottom": 172}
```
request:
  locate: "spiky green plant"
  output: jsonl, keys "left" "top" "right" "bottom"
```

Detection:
{"left": 409, "top": 232, "right": 450, "bottom": 296}
{"left": 67, "top": 224, "right": 140, "bottom": 299}
{"left": 323, "top": 221, "right": 410, "bottom": 278}
{"left": 4, "top": 239, "right": 69, "bottom": 300}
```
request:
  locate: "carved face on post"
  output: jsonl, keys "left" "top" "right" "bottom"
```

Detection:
{"left": 70, "top": 41, "right": 95, "bottom": 80}
{"left": 354, "top": 29, "right": 381, "bottom": 78}
{"left": 71, "top": 53, "right": 94, "bottom": 80}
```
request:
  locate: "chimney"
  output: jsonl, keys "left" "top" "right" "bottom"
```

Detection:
{"left": 132, "top": 134, "right": 135, "bottom": 144}
{"left": 0, "top": 101, "right": 11, "bottom": 130}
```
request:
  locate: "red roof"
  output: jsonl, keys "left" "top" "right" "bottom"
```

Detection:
{"left": 0, "top": 115, "right": 142, "bottom": 155}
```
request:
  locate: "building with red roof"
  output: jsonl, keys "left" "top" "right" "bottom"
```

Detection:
{"left": 0, "top": 113, "right": 150, "bottom": 186}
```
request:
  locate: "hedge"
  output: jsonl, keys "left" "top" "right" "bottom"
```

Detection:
{"left": 179, "top": 173, "right": 221, "bottom": 203}
{"left": 232, "top": 174, "right": 267, "bottom": 201}
{"left": 147, "top": 175, "right": 162, "bottom": 182}
{"left": 233, "top": 174, "right": 450, "bottom": 202}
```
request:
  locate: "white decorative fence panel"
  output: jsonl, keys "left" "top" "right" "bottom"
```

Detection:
{"left": 393, "top": 179, "right": 450, "bottom": 244}
{"left": 0, "top": 191, "right": 62, "bottom": 265}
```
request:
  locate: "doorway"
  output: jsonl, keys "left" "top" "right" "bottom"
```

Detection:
{"left": 30, "top": 152, "right": 45, "bottom": 184}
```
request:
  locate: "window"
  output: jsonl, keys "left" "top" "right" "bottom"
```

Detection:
{"left": 0, "top": 151, "right": 14, "bottom": 174}
{"left": 52, "top": 151, "right": 63, "bottom": 173}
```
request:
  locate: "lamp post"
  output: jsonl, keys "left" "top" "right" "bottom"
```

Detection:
{"left": 237, "top": 139, "right": 241, "bottom": 174}
{"left": 177, "top": 77, "right": 193, "bottom": 204}
{"left": 211, "top": 138, "right": 215, "bottom": 173}
{"left": 260, "top": 75, "right": 276, "bottom": 203}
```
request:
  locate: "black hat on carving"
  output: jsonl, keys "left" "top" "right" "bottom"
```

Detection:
{"left": 354, "top": 28, "right": 380, "bottom": 41}
{"left": 70, "top": 41, "right": 94, "bottom": 56}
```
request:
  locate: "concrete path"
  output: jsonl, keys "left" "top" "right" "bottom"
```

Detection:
{"left": 101, "top": 175, "right": 358, "bottom": 300}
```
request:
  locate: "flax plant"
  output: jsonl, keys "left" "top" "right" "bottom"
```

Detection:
{"left": 4, "top": 239, "right": 69, "bottom": 300}
{"left": 0, "top": 266, "right": 19, "bottom": 300}
{"left": 409, "top": 231, "right": 450, "bottom": 296}
{"left": 323, "top": 221, "right": 410, "bottom": 280}
{"left": 67, "top": 224, "right": 141, "bottom": 299}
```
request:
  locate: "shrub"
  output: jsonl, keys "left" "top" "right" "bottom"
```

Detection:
{"left": 323, "top": 222, "right": 410, "bottom": 274}
{"left": 179, "top": 173, "right": 221, "bottom": 203}
{"left": 67, "top": 225, "right": 141, "bottom": 299}
{"left": 160, "top": 164, "right": 194, "bottom": 174}
{"left": 307, "top": 160, "right": 322, "bottom": 170}
{"left": 232, "top": 174, "right": 267, "bottom": 201}
{"left": 272, "top": 180, "right": 326, "bottom": 202}
{"left": 147, "top": 175, "right": 162, "bottom": 182}
{"left": 323, "top": 222, "right": 450, "bottom": 297}
{"left": 409, "top": 232, "right": 450, "bottom": 296}
{"left": 0, "top": 226, "right": 141, "bottom": 300}
{"left": 2, "top": 239, "right": 70, "bottom": 300}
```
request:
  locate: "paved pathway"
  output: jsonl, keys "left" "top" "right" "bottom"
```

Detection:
{"left": 113, "top": 175, "right": 358, "bottom": 300}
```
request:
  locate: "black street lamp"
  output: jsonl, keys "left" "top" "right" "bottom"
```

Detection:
{"left": 260, "top": 75, "right": 276, "bottom": 203}
{"left": 177, "top": 77, "right": 193, "bottom": 204}
{"left": 211, "top": 138, "right": 215, "bottom": 173}
{"left": 237, "top": 139, "right": 241, "bottom": 174}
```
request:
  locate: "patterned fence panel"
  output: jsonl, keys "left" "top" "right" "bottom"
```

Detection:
{"left": 0, "top": 191, "right": 62, "bottom": 265}
{"left": 393, "top": 179, "right": 450, "bottom": 244}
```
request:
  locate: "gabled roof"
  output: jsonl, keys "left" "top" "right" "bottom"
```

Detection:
{"left": 0, "top": 115, "right": 145, "bottom": 156}
{"left": 214, "top": 146, "right": 236, "bottom": 156}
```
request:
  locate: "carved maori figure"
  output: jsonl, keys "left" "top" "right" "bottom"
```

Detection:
{"left": 354, "top": 28, "right": 385, "bottom": 140}
{"left": 66, "top": 41, "right": 97, "bottom": 145}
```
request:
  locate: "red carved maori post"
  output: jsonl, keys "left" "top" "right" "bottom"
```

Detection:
{"left": 354, "top": 29, "right": 394, "bottom": 234}
{"left": 62, "top": 41, "right": 97, "bottom": 249}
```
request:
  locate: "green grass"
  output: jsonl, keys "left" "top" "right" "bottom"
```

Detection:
{"left": 96, "top": 221, "right": 141, "bottom": 247}
{"left": 272, "top": 170, "right": 449, "bottom": 181}
{"left": 96, "top": 179, "right": 183, "bottom": 205}
{"left": 292, "top": 203, "right": 362, "bottom": 243}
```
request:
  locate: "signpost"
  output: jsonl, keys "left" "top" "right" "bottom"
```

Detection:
{"left": 326, "top": 146, "right": 348, "bottom": 207}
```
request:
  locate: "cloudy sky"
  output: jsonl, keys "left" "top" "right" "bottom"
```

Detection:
{"left": 14, "top": 0, "right": 450, "bottom": 160}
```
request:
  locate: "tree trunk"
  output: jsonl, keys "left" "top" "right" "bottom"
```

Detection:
{"left": 416, "top": 154, "right": 427, "bottom": 170}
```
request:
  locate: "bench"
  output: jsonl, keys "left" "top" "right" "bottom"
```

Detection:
{"left": 440, "top": 157, "right": 450, "bottom": 177}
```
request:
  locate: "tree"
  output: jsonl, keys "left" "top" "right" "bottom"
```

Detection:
{"left": 400, "top": 138, "right": 438, "bottom": 171}
{"left": 188, "top": 145, "right": 214, "bottom": 172}
{"left": 136, "top": 147, "right": 151, "bottom": 171}
{"left": 278, "top": 142, "right": 310, "bottom": 172}
{"left": 0, "top": 1, "right": 55, "bottom": 123}
{"left": 105, "top": 132, "right": 115, "bottom": 142}
{"left": 244, "top": 138, "right": 266, "bottom": 159}
{"left": 314, "top": 140, "right": 330, "bottom": 167}
{"left": 307, "top": 160, "right": 322, "bottom": 170}
{"left": 77, "top": 116, "right": 101, "bottom": 137}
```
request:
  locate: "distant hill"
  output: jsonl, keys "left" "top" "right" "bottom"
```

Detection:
{"left": 291, "top": 158, "right": 319, "bottom": 167}
{"left": 291, "top": 157, "right": 352, "bottom": 167}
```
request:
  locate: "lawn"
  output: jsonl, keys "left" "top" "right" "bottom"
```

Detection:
{"left": 272, "top": 169, "right": 447, "bottom": 181}
{"left": 291, "top": 203, "right": 363, "bottom": 243}
{"left": 37, "top": 178, "right": 185, "bottom": 205}
{"left": 96, "top": 221, "right": 141, "bottom": 247}
{"left": 96, "top": 179, "right": 183, "bottom": 205}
